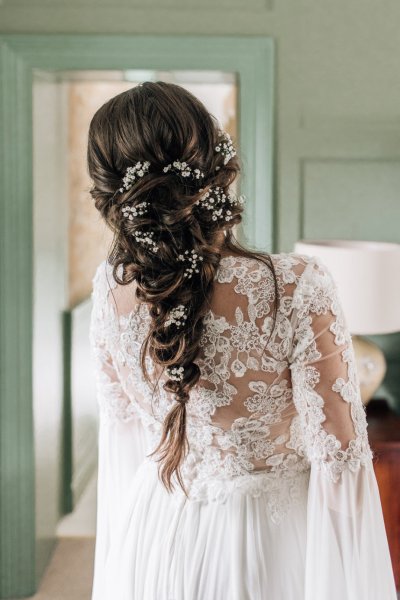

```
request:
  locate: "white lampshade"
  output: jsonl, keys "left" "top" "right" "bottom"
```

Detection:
{"left": 294, "top": 240, "right": 400, "bottom": 335}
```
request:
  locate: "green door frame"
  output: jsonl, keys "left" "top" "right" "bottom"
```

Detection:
{"left": 0, "top": 33, "right": 274, "bottom": 597}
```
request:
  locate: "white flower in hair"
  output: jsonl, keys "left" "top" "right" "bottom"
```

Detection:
{"left": 163, "top": 160, "right": 204, "bottom": 180}
{"left": 131, "top": 229, "right": 159, "bottom": 253}
{"left": 177, "top": 249, "right": 204, "bottom": 279}
{"left": 165, "top": 304, "right": 188, "bottom": 328}
{"left": 215, "top": 131, "right": 237, "bottom": 169}
{"left": 166, "top": 365, "right": 185, "bottom": 382}
{"left": 121, "top": 200, "right": 150, "bottom": 220}
{"left": 119, "top": 160, "right": 150, "bottom": 192}
{"left": 195, "top": 186, "right": 245, "bottom": 221}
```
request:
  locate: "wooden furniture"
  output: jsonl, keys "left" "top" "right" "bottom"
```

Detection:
{"left": 366, "top": 398, "right": 400, "bottom": 590}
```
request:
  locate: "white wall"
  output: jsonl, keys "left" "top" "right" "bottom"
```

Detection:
{"left": 32, "top": 73, "right": 69, "bottom": 577}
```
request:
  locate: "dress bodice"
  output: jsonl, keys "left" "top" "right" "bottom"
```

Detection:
{"left": 89, "top": 252, "right": 372, "bottom": 517}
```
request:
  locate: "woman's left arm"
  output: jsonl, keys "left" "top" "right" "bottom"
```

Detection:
{"left": 289, "top": 257, "right": 397, "bottom": 600}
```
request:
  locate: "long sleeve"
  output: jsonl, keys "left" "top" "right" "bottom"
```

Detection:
{"left": 89, "top": 261, "right": 148, "bottom": 600}
{"left": 289, "top": 256, "right": 397, "bottom": 600}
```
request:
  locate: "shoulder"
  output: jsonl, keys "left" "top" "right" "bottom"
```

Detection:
{"left": 91, "top": 259, "right": 118, "bottom": 302}
{"left": 267, "top": 252, "right": 340, "bottom": 318}
{"left": 288, "top": 252, "right": 341, "bottom": 316}
{"left": 269, "top": 251, "right": 335, "bottom": 285}
{"left": 216, "top": 251, "right": 323, "bottom": 289}
{"left": 92, "top": 259, "right": 107, "bottom": 286}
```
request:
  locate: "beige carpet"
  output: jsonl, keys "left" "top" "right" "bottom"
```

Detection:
{"left": 22, "top": 472, "right": 97, "bottom": 599}
{"left": 25, "top": 538, "right": 95, "bottom": 600}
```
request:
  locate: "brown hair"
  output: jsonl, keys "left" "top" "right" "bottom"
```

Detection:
{"left": 87, "top": 81, "right": 279, "bottom": 495}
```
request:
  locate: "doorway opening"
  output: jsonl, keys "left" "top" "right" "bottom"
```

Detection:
{"left": 32, "top": 68, "right": 239, "bottom": 567}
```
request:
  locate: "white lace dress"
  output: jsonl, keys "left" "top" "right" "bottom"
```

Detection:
{"left": 89, "top": 252, "right": 397, "bottom": 600}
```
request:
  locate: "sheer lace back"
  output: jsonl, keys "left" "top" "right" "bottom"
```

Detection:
{"left": 90, "top": 252, "right": 373, "bottom": 518}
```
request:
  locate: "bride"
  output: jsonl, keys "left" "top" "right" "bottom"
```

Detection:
{"left": 87, "top": 81, "right": 397, "bottom": 599}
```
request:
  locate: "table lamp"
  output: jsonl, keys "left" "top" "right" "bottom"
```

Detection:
{"left": 294, "top": 240, "right": 400, "bottom": 405}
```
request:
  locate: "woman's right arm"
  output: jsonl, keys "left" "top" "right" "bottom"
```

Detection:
{"left": 89, "top": 261, "right": 148, "bottom": 600}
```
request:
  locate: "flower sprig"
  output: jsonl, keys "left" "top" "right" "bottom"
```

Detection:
{"left": 215, "top": 131, "right": 236, "bottom": 169}
{"left": 121, "top": 200, "right": 150, "bottom": 220}
{"left": 166, "top": 365, "right": 185, "bottom": 382}
{"left": 131, "top": 229, "right": 159, "bottom": 253}
{"left": 195, "top": 186, "right": 246, "bottom": 221}
{"left": 177, "top": 249, "right": 204, "bottom": 279}
{"left": 163, "top": 160, "right": 204, "bottom": 180}
{"left": 118, "top": 161, "right": 150, "bottom": 192}
{"left": 165, "top": 304, "right": 188, "bottom": 328}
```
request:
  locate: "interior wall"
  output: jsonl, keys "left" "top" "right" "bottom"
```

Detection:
{"left": 32, "top": 74, "right": 69, "bottom": 581}
{"left": 2, "top": 1, "right": 399, "bottom": 253}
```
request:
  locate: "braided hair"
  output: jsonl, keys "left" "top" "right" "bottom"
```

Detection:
{"left": 87, "top": 81, "right": 279, "bottom": 495}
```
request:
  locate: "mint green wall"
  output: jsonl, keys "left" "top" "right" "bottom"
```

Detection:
{"left": 0, "top": 33, "right": 274, "bottom": 597}
{"left": 1, "top": 1, "right": 400, "bottom": 251}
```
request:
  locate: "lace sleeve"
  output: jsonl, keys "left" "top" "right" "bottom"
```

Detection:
{"left": 89, "top": 261, "right": 140, "bottom": 423}
{"left": 89, "top": 261, "right": 148, "bottom": 599}
{"left": 288, "top": 256, "right": 397, "bottom": 600}
{"left": 289, "top": 256, "right": 373, "bottom": 479}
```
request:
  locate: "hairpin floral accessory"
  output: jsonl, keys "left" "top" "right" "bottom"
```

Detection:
{"left": 121, "top": 200, "right": 150, "bottom": 220}
{"left": 215, "top": 131, "right": 236, "bottom": 169}
{"left": 118, "top": 160, "right": 150, "bottom": 193}
{"left": 131, "top": 229, "right": 159, "bottom": 253}
{"left": 165, "top": 304, "right": 188, "bottom": 328}
{"left": 115, "top": 130, "right": 237, "bottom": 196}
{"left": 166, "top": 365, "right": 185, "bottom": 382}
{"left": 177, "top": 249, "right": 204, "bottom": 279}
{"left": 163, "top": 160, "right": 204, "bottom": 180}
{"left": 195, "top": 186, "right": 245, "bottom": 222}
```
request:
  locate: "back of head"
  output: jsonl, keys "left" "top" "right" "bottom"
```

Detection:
{"left": 87, "top": 81, "right": 276, "bottom": 494}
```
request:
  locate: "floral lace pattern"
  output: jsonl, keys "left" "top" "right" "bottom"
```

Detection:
{"left": 289, "top": 257, "right": 373, "bottom": 482}
{"left": 89, "top": 251, "right": 374, "bottom": 522}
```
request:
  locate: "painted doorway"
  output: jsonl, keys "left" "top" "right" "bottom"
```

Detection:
{"left": 0, "top": 34, "right": 274, "bottom": 597}
{"left": 33, "top": 64, "right": 239, "bottom": 560}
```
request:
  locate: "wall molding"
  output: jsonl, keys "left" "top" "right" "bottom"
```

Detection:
{"left": 0, "top": 39, "right": 36, "bottom": 597}
{"left": 298, "top": 156, "right": 400, "bottom": 242}
{"left": 2, "top": 0, "right": 273, "bottom": 10}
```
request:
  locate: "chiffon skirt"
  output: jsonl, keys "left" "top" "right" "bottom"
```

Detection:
{"left": 91, "top": 415, "right": 398, "bottom": 600}
{"left": 92, "top": 457, "right": 309, "bottom": 600}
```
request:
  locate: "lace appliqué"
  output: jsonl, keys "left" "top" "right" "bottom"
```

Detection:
{"left": 89, "top": 252, "right": 374, "bottom": 518}
{"left": 289, "top": 257, "right": 374, "bottom": 483}
{"left": 186, "top": 469, "right": 310, "bottom": 525}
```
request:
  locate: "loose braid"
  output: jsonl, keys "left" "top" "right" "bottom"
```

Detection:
{"left": 87, "top": 81, "right": 279, "bottom": 495}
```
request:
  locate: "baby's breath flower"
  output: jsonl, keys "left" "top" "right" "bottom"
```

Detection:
{"left": 163, "top": 160, "right": 204, "bottom": 180}
{"left": 166, "top": 365, "right": 185, "bottom": 382}
{"left": 118, "top": 161, "right": 150, "bottom": 192}
{"left": 215, "top": 131, "right": 236, "bottom": 168}
{"left": 131, "top": 229, "right": 159, "bottom": 253}
{"left": 165, "top": 304, "right": 188, "bottom": 328}
{"left": 177, "top": 249, "right": 204, "bottom": 279}
{"left": 121, "top": 200, "right": 150, "bottom": 220}
{"left": 194, "top": 186, "right": 245, "bottom": 221}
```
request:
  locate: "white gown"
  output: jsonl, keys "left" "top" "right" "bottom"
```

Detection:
{"left": 89, "top": 251, "right": 397, "bottom": 600}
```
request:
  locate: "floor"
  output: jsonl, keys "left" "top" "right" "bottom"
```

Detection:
{"left": 24, "top": 538, "right": 95, "bottom": 600}
{"left": 23, "top": 472, "right": 97, "bottom": 600}
{"left": 57, "top": 472, "right": 97, "bottom": 538}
